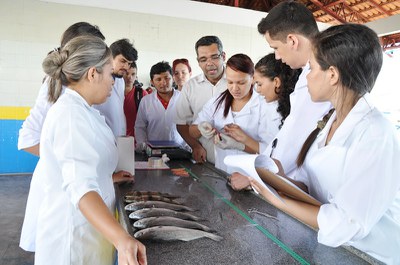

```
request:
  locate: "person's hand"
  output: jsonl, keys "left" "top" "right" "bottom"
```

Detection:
{"left": 135, "top": 142, "right": 146, "bottom": 153}
{"left": 112, "top": 170, "right": 135, "bottom": 184}
{"left": 198, "top": 121, "right": 216, "bottom": 139}
{"left": 116, "top": 234, "right": 147, "bottom": 265}
{"left": 223, "top": 123, "right": 248, "bottom": 143}
{"left": 192, "top": 145, "right": 207, "bottom": 163}
{"left": 214, "top": 133, "right": 245, "bottom": 150}
{"left": 227, "top": 172, "right": 252, "bottom": 191}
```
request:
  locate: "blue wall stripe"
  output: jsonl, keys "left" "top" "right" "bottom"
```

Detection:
{"left": 0, "top": 119, "right": 38, "bottom": 174}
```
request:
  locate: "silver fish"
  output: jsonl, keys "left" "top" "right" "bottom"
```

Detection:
{"left": 134, "top": 226, "right": 223, "bottom": 242}
{"left": 125, "top": 191, "right": 180, "bottom": 199}
{"left": 125, "top": 201, "right": 195, "bottom": 212}
{"left": 133, "top": 216, "right": 215, "bottom": 232}
{"left": 124, "top": 195, "right": 182, "bottom": 205}
{"left": 129, "top": 208, "right": 201, "bottom": 221}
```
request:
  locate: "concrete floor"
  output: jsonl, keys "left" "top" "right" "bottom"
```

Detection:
{"left": 0, "top": 175, "right": 34, "bottom": 265}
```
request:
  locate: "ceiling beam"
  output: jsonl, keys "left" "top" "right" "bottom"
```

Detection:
{"left": 368, "top": 0, "right": 392, "bottom": 16}
{"left": 310, "top": 0, "right": 347, "bottom": 23}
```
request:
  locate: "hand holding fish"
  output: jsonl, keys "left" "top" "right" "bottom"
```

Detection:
{"left": 198, "top": 121, "right": 216, "bottom": 139}
{"left": 214, "top": 133, "right": 245, "bottom": 151}
{"left": 116, "top": 234, "right": 147, "bottom": 265}
{"left": 223, "top": 123, "right": 248, "bottom": 143}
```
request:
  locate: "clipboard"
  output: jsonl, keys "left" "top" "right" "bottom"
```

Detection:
{"left": 224, "top": 154, "right": 321, "bottom": 206}
{"left": 255, "top": 167, "right": 321, "bottom": 206}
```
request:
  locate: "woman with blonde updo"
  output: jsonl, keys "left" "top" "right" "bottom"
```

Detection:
{"left": 29, "top": 35, "right": 147, "bottom": 265}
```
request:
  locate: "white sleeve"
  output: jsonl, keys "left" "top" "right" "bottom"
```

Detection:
{"left": 193, "top": 97, "right": 215, "bottom": 126}
{"left": 50, "top": 107, "right": 101, "bottom": 208}
{"left": 175, "top": 83, "right": 194, "bottom": 125}
{"left": 257, "top": 103, "right": 280, "bottom": 154}
{"left": 317, "top": 126, "right": 400, "bottom": 246}
{"left": 134, "top": 97, "right": 148, "bottom": 146}
{"left": 18, "top": 80, "right": 52, "bottom": 150}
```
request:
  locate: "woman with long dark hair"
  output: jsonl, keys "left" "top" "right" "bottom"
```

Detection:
{"left": 254, "top": 53, "right": 301, "bottom": 128}
{"left": 189, "top": 53, "right": 277, "bottom": 172}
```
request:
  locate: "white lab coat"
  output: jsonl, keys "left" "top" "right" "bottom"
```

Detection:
{"left": 19, "top": 77, "right": 124, "bottom": 252}
{"left": 19, "top": 79, "right": 63, "bottom": 252}
{"left": 32, "top": 89, "right": 117, "bottom": 265}
{"left": 135, "top": 90, "right": 185, "bottom": 148}
{"left": 194, "top": 91, "right": 278, "bottom": 173}
{"left": 262, "top": 65, "right": 332, "bottom": 178}
{"left": 297, "top": 94, "right": 400, "bottom": 265}
{"left": 175, "top": 72, "right": 227, "bottom": 163}
{"left": 93, "top": 77, "right": 126, "bottom": 137}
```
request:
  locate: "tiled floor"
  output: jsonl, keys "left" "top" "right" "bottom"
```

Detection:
{"left": 0, "top": 175, "right": 34, "bottom": 265}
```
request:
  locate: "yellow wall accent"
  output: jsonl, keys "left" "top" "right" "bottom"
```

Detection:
{"left": 0, "top": 107, "right": 31, "bottom": 120}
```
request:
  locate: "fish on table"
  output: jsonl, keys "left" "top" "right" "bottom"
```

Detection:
{"left": 134, "top": 226, "right": 223, "bottom": 242}
{"left": 129, "top": 208, "right": 202, "bottom": 221}
{"left": 133, "top": 216, "right": 215, "bottom": 232}
{"left": 125, "top": 201, "right": 195, "bottom": 212}
{"left": 125, "top": 190, "right": 180, "bottom": 199}
{"left": 124, "top": 194, "right": 182, "bottom": 205}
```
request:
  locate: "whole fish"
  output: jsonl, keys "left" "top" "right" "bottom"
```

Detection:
{"left": 125, "top": 191, "right": 180, "bottom": 199}
{"left": 125, "top": 201, "right": 195, "bottom": 212}
{"left": 124, "top": 194, "right": 182, "bottom": 205}
{"left": 134, "top": 226, "right": 223, "bottom": 242}
{"left": 129, "top": 208, "right": 201, "bottom": 221}
{"left": 133, "top": 216, "right": 215, "bottom": 232}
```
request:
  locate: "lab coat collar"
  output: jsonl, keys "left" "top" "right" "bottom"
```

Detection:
{"left": 64, "top": 88, "right": 103, "bottom": 118}
{"left": 224, "top": 91, "right": 262, "bottom": 123}
{"left": 198, "top": 67, "right": 226, "bottom": 86}
{"left": 237, "top": 90, "right": 262, "bottom": 115}
{"left": 64, "top": 88, "right": 91, "bottom": 108}
{"left": 319, "top": 93, "right": 375, "bottom": 146}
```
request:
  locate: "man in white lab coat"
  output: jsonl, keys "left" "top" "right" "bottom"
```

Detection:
{"left": 175, "top": 35, "right": 227, "bottom": 164}
{"left": 135, "top": 61, "right": 186, "bottom": 149}
{"left": 93, "top": 38, "right": 138, "bottom": 137}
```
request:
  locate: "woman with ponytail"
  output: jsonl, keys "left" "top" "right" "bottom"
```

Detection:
{"left": 189, "top": 53, "right": 274, "bottom": 172}
{"left": 254, "top": 53, "right": 302, "bottom": 129}
{"left": 227, "top": 53, "right": 302, "bottom": 191}
{"left": 26, "top": 36, "right": 147, "bottom": 265}
{"left": 251, "top": 24, "right": 400, "bottom": 264}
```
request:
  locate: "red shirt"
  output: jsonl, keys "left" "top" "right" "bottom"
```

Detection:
{"left": 124, "top": 87, "right": 148, "bottom": 137}
{"left": 157, "top": 93, "right": 170, "bottom": 110}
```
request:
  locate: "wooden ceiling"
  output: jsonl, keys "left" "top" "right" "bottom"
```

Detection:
{"left": 192, "top": 0, "right": 400, "bottom": 24}
{"left": 192, "top": 0, "right": 400, "bottom": 50}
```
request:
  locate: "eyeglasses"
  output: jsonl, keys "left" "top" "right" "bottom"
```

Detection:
{"left": 197, "top": 53, "right": 222, "bottom": 64}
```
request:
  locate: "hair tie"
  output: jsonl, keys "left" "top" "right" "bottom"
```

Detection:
{"left": 317, "top": 108, "right": 335, "bottom": 130}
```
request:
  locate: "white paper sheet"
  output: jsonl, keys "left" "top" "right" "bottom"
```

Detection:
{"left": 116, "top": 136, "right": 135, "bottom": 175}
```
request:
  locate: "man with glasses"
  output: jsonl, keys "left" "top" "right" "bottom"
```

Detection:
{"left": 94, "top": 38, "right": 138, "bottom": 137}
{"left": 175, "top": 35, "right": 227, "bottom": 163}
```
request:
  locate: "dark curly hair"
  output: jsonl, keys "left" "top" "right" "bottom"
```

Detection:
{"left": 255, "top": 53, "right": 301, "bottom": 128}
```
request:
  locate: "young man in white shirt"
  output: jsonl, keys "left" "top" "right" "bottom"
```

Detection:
{"left": 135, "top": 61, "right": 185, "bottom": 149}
{"left": 229, "top": 1, "right": 332, "bottom": 189}
{"left": 93, "top": 38, "right": 138, "bottom": 137}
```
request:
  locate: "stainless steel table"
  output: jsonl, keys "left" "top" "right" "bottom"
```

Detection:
{"left": 116, "top": 158, "right": 381, "bottom": 265}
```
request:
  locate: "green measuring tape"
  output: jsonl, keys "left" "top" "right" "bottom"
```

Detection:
{"left": 181, "top": 164, "right": 310, "bottom": 265}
